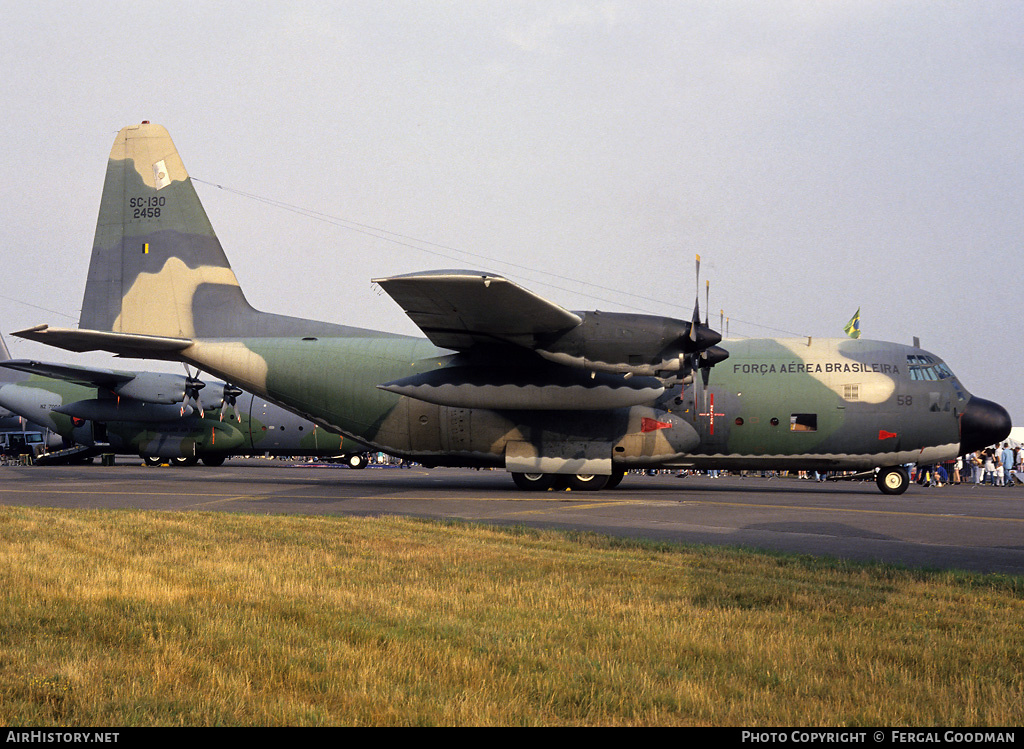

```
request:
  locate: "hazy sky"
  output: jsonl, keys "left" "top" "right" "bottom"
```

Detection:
{"left": 2, "top": 1, "right": 1022, "bottom": 420}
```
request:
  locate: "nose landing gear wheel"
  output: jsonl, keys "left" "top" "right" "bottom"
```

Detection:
{"left": 876, "top": 466, "right": 909, "bottom": 495}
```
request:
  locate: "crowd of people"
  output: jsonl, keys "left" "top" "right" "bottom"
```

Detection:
{"left": 662, "top": 443, "right": 1024, "bottom": 487}
{"left": 918, "top": 443, "right": 1021, "bottom": 487}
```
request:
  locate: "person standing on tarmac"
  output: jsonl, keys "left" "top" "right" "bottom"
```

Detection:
{"left": 1000, "top": 443, "right": 1016, "bottom": 487}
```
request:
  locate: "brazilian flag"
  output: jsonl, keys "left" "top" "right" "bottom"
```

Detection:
{"left": 844, "top": 308, "right": 861, "bottom": 339}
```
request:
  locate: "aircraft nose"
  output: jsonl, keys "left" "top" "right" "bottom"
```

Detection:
{"left": 960, "top": 397, "right": 1012, "bottom": 454}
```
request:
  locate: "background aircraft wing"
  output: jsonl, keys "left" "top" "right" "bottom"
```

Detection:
{"left": 373, "top": 271, "right": 582, "bottom": 351}
{"left": 0, "top": 359, "right": 135, "bottom": 388}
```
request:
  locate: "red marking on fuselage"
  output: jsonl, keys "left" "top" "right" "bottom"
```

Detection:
{"left": 698, "top": 393, "right": 724, "bottom": 435}
{"left": 641, "top": 417, "right": 672, "bottom": 433}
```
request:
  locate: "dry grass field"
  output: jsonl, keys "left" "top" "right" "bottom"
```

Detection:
{"left": 0, "top": 505, "right": 1020, "bottom": 726}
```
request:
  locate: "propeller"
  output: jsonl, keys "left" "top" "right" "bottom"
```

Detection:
{"left": 181, "top": 366, "right": 206, "bottom": 418}
{"left": 219, "top": 384, "right": 243, "bottom": 423}
{"left": 684, "top": 254, "right": 728, "bottom": 386}
{"left": 689, "top": 254, "right": 702, "bottom": 343}
{"left": 705, "top": 279, "right": 710, "bottom": 327}
{"left": 699, "top": 345, "right": 730, "bottom": 387}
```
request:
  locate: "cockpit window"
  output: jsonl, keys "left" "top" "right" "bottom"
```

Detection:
{"left": 907, "top": 354, "right": 968, "bottom": 402}
{"left": 907, "top": 355, "right": 954, "bottom": 381}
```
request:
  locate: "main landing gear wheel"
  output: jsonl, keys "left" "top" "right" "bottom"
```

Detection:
{"left": 143, "top": 456, "right": 163, "bottom": 467}
{"left": 605, "top": 470, "right": 626, "bottom": 490}
{"left": 565, "top": 473, "right": 610, "bottom": 491}
{"left": 346, "top": 453, "right": 368, "bottom": 469}
{"left": 876, "top": 466, "right": 910, "bottom": 495}
{"left": 170, "top": 455, "right": 199, "bottom": 467}
{"left": 201, "top": 455, "right": 226, "bottom": 467}
{"left": 511, "top": 472, "right": 615, "bottom": 491}
{"left": 512, "top": 472, "right": 557, "bottom": 491}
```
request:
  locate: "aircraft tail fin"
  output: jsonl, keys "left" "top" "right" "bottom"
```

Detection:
{"left": 0, "top": 333, "right": 28, "bottom": 385}
{"left": 80, "top": 122, "right": 345, "bottom": 341}
{"left": 80, "top": 122, "right": 259, "bottom": 339}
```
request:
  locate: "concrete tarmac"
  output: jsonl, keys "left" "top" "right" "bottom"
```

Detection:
{"left": 2, "top": 460, "right": 1022, "bottom": 575}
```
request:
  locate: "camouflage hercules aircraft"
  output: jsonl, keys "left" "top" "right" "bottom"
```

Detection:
{"left": 0, "top": 334, "right": 369, "bottom": 467}
{"left": 0, "top": 334, "right": 31, "bottom": 433}
{"left": 0, "top": 335, "right": 61, "bottom": 457}
{"left": 14, "top": 122, "right": 1012, "bottom": 493}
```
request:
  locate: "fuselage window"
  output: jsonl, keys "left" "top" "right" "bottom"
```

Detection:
{"left": 790, "top": 413, "right": 817, "bottom": 432}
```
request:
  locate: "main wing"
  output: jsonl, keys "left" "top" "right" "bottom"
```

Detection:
{"left": 0, "top": 357, "right": 204, "bottom": 409}
{"left": 372, "top": 271, "right": 671, "bottom": 410}
{"left": 372, "top": 271, "right": 582, "bottom": 351}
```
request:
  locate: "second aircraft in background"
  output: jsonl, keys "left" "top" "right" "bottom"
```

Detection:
{"left": 0, "top": 334, "right": 370, "bottom": 467}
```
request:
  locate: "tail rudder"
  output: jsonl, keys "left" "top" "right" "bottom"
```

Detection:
{"left": 80, "top": 122, "right": 256, "bottom": 339}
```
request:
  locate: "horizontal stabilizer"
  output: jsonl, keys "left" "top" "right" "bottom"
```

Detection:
{"left": 13, "top": 326, "right": 192, "bottom": 359}
{"left": 373, "top": 271, "right": 582, "bottom": 351}
{"left": 380, "top": 365, "right": 663, "bottom": 410}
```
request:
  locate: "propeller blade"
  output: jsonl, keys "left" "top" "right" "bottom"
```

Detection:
{"left": 690, "top": 254, "right": 701, "bottom": 342}
{"left": 676, "top": 254, "right": 729, "bottom": 384}
{"left": 218, "top": 384, "right": 243, "bottom": 423}
{"left": 180, "top": 367, "right": 206, "bottom": 419}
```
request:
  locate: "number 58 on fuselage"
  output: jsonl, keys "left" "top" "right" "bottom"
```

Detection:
{"left": 15, "top": 123, "right": 1011, "bottom": 494}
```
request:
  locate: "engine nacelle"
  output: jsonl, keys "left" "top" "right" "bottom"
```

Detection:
{"left": 536, "top": 311, "right": 726, "bottom": 377}
{"left": 112, "top": 372, "right": 196, "bottom": 405}
{"left": 56, "top": 399, "right": 194, "bottom": 423}
{"left": 380, "top": 365, "right": 664, "bottom": 410}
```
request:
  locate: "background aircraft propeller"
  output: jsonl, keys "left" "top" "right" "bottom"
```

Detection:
{"left": 219, "top": 384, "right": 243, "bottom": 423}
{"left": 180, "top": 366, "right": 206, "bottom": 418}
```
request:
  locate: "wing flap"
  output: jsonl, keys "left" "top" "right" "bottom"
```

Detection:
{"left": 372, "top": 271, "right": 581, "bottom": 351}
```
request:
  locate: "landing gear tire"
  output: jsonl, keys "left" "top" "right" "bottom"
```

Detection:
{"left": 877, "top": 466, "right": 910, "bottom": 495}
{"left": 512, "top": 472, "right": 557, "bottom": 491}
{"left": 143, "top": 456, "right": 162, "bottom": 467}
{"left": 605, "top": 470, "right": 626, "bottom": 490}
{"left": 346, "top": 453, "right": 368, "bottom": 469}
{"left": 171, "top": 455, "right": 199, "bottom": 467}
{"left": 565, "top": 473, "right": 610, "bottom": 491}
{"left": 201, "top": 455, "right": 226, "bottom": 467}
